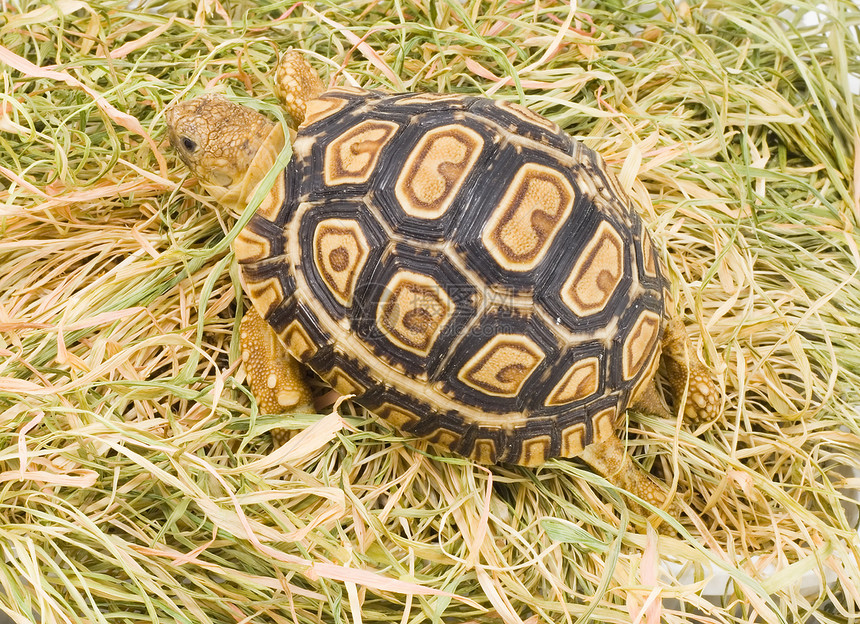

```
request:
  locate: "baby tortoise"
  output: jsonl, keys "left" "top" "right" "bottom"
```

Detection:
{"left": 166, "top": 52, "right": 719, "bottom": 517}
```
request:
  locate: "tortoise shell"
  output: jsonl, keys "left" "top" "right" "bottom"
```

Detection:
{"left": 234, "top": 87, "right": 666, "bottom": 466}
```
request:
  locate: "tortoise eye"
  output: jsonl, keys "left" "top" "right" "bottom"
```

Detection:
{"left": 181, "top": 136, "right": 197, "bottom": 152}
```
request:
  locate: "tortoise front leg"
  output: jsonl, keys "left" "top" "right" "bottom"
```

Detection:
{"left": 274, "top": 51, "right": 325, "bottom": 126}
{"left": 240, "top": 307, "right": 315, "bottom": 445}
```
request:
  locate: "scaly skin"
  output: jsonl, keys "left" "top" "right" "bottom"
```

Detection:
{"left": 661, "top": 318, "right": 720, "bottom": 423}
{"left": 274, "top": 51, "right": 325, "bottom": 125}
{"left": 630, "top": 318, "right": 720, "bottom": 424}
{"left": 166, "top": 94, "right": 274, "bottom": 190}
{"left": 581, "top": 435, "right": 681, "bottom": 522}
{"left": 240, "top": 308, "right": 314, "bottom": 444}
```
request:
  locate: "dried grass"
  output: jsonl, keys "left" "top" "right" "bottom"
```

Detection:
{"left": 1, "top": 0, "right": 860, "bottom": 622}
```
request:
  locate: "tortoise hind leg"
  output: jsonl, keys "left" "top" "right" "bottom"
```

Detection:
{"left": 630, "top": 316, "right": 719, "bottom": 423}
{"left": 240, "top": 307, "right": 315, "bottom": 446}
{"left": 274, "top": 51, "right": 325, "bottom": 126}
{"left": 661, "top": 317, "right": 719, "bottom": 423}
{"left": 580, "top": 433, "right": 680, "bottom": 518}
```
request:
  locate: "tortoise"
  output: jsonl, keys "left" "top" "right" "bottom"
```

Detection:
{"left": 166, "top": 52, "right": 719, "bottom": 514}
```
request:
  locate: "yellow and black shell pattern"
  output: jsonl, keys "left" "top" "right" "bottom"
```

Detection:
{"left": 235, "top": 87, "right": 666, "bottom": 466}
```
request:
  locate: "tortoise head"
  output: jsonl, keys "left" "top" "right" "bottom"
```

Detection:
{"left": 166, "top": 94, "right": 279, "bottom": 206}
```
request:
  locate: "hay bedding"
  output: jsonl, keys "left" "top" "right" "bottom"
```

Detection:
{"left": 1, "top": 0, "right": 859, "bottom": 622}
